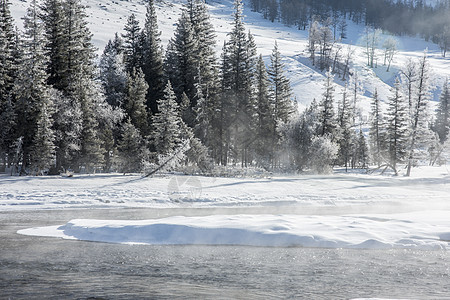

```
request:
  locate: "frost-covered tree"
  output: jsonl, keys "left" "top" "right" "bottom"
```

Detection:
{"left": 122, "top": 13, "right": 142, "bottom": 74}
{"left": 14, "top": 0, "right": 55, "bottom": 173}
{"left": 126, "top": 68, "right": 149, "bottom": 136}
{"left": 369, "top": 89, "right": 384, "bottom": 166}
{"left": 255, "top": 55, "right": 275, "bottom": 167}
{"left": 439, "top": 25, "right": 450, "bottom": 58}
{"left": 406, "top": 52, "right": 432, "bottom": 176}
{"left": 337, "top": 84, "right": 355, "bottom": 170}
{"left": 268, "top": 41, "right": 294, "bottom": 125}
{"left": 308, "top": 20, "right": 320, "bottom": 66}
{"left": 362, "top": 27, "right": 381, "bottom": 68}
{"left": 348, "top": 70, "right": 363, "bottom": 124}
{"left": 52, "top": 90, "right": 82, "bottom": 171}
{"left": 30, "top": 98, "right": 55, "bottom": 175}
{"left": 153, "top": 82, "right": 184, "bottom": 155}
{"left": 185, "top": 0, "right": 219, "bottom": 107}
{"left": 0, "top": 0, "right": 19, "bottom": 170}
{"left": 318, "top": 69, "right": 337, "bottom": 137}
{"left": 354, "top": 127, "right": 369, "bottom": 169}
{"left": 386, "top": 79, "right": 410, "bottom": 174}
{"left": 165, "top": 10, "right": 198, "bottom": 106}
{"left": 142, "top": 0, "right": 165, "bottom": 114}
{"left": 285, "top": 100, "right": 319, "bottom": 172}
{"left": 435, "top": 79, "right": 450, "bottom": 143}
{"left": 400, "top": 58, "right": 417, "bottom": 112}
{"left": 117, "top": 119, "right": 148, "bottom": 173}
{"left": 61, "top": 0, "right": 106, "bottom": 172}
{"left": 99, "top": 36, "right": 127, "bottom": 108}
{"left": 221, "top": 0, "right": 258, "bottom": 166}
{"left": 309, "top": 135, "right": 338, "bottom": 174}
{"left": 383, "top": 36, "right": 397, "bottom": 72}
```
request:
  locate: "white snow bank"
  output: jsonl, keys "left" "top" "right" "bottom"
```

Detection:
{"left": 18, "top": 211, "right": 450, "bottom": 250}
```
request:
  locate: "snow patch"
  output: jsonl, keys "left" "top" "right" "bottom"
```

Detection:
{"left": 18, "top": 212, "right": 450, "bottom": 250}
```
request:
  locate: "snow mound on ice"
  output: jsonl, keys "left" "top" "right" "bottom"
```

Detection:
{"left": 18, "top": 212, "right": 450, "bottom": 250}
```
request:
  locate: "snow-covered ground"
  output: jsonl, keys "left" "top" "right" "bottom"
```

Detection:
{"left": 3, "top": 166, "right": 449, "bottom": 249}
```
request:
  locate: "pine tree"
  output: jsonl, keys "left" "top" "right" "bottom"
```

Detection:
{"left": 14, "top": 0, "right": 56, "bottom": 174}
{"left": 337, "top": 84, "right": 355, "bottom": 170}
{"left": 268, "top": 41, "right": 294, "bottom": 125}
{"left": 348, "top": 70, "right": 363, "bottom": 124}
{"left": 221, "top": 0, "right": 258, "bottom": 166}
{"left": 0, "top": 0, "right": 19, "bottom": 170}
{"left": 369, "top": 89, "right": 384, "bottom": 166}
{"left": 62, "top": 0, "right": 106, "bottom": 172}
{"left": 255, "top": 54, "right": 275, "bottom": 168}
{"left": 165, "top": 10, "right": 198, "bottom": 105}
{"left": 0, "top": 0, "right": 17, "bottom": 97}
{"left": 185, "top": 0, "right": 218, "bottom": 110}
{"left": 142, "top": 0, "right": 165, "bottom": 114}
{"left": 117, "top": 119, "right": 147, "bottom": 173}
{"left": 122, "top": 13, "right": 142, "bottom": 74}
{"left": 126, "top": 68, "right": 149, "bottom": 136}
{"left": 30, "top": 98, "right": 55, "bottom": 175}
{"left": 386, "top": 79, "right": 410, "bottom": 174}
{"left": 99, "top": 37, "right": 127, "bottom": 108}
{"left": 318, "top": 69, "right": 337, "bottom": 137}
{"left": 406, "top": 52, "right": 432, "bottom": 176}
{"left": 40, "top": 0, "right": 65, "bottom": 89}
{"left": 153, "top": 82, "right": 184, "bottom": 155}
{"left": 355, "top": 127, "right": 369, "bottom": 168}
{"left": 52, "top": 90, "right": 82, "bottom": 171}
{"left": 435, "top": 79, "right": 450, "bottom": 143}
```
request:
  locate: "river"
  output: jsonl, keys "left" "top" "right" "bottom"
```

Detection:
{"left": 1, "top": 209, "right": 449, "bottom": 299}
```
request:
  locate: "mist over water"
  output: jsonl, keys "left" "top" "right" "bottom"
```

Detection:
{"left": 2, "top": 209, "right": 450, "bottom": 299}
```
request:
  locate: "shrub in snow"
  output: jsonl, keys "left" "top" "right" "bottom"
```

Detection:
{"left": 308, "top": 135, "right": 338, "bottom": 174}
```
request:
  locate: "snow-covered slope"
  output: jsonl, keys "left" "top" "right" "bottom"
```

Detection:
{"left": 9, "top": 0, "right": 450, "bottom": 111}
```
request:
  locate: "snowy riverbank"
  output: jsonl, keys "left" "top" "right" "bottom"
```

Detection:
{"left": 3, "top": 166, "right": 449, "bottom": 250}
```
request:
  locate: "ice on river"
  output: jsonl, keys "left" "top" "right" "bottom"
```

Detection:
{"left": 18, "top": 211, "right": 450, "bottom": 250}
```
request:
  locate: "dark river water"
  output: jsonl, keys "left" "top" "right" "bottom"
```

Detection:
{"left": 1, "top": 208, "right": 450, "bottom": 299}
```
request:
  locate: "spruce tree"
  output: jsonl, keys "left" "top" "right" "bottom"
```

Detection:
{"left": 369, "top": 89, "right": 384, "bottom": 166}
{"left": 165, "top": 10, "right": 198, "bottom": 106}
{"left": 117, "top": 119, "right": 147, "bottom": 173}
{"left": 435, "top": 79, "right": 450, "bottom": 143}
{"left": 59, "top": 0, "right": 105, "bottom": 172}
{"left": 14, "top": 0, "right": 56, "bottom": 173}
{"left": 0, "top": 0, "right": 19, "bottom": 170}
{"left": 386, "top": 79, "right": 410, "bottom": 174}
{"left": 337, "top": 84, "right": 354, "bottom": 170}
{"left": 126, "top": 68, "right": 149, "bottom": 136}
{"left": 185, "top": 0, "right": 218, "bottom": 108}
{"left": 355, "top": 128, "right": 369, "bottom": 168}
{"left": 221, "top": 0, "right": 258, "bottom": 166}
{"left": 153, "top": 82, "right": 184, "bottom": 155}
{"left": 40, "top": 0, "right": 65, "bottom": 89}
{"left": 122, "top": 13, "right": 142, "bottom": 74}
{"left": 142, "top": 0, "right": 165, "bottom": 114}
{"left": 318, "top": 69, "right": 337, "bottom": 137}
{"left": 255, "top": 54, "right": 275, "bottom": 167}
{"left": 99, "top": 37, "right": 127, "bottom": 108}
{"left": 268, "top": 41, "right": 293, "bottom": 125}
{"left": 30, "top": 98, "right": 55, "bottom": 175}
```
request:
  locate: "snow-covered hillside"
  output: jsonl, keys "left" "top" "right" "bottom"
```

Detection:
{"left": 9, "top": 0, "right": 450, "bottom": 112}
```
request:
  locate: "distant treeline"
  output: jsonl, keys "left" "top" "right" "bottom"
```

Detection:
{"left": 251, "top": 0, "right": 450, "bottom": 52}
